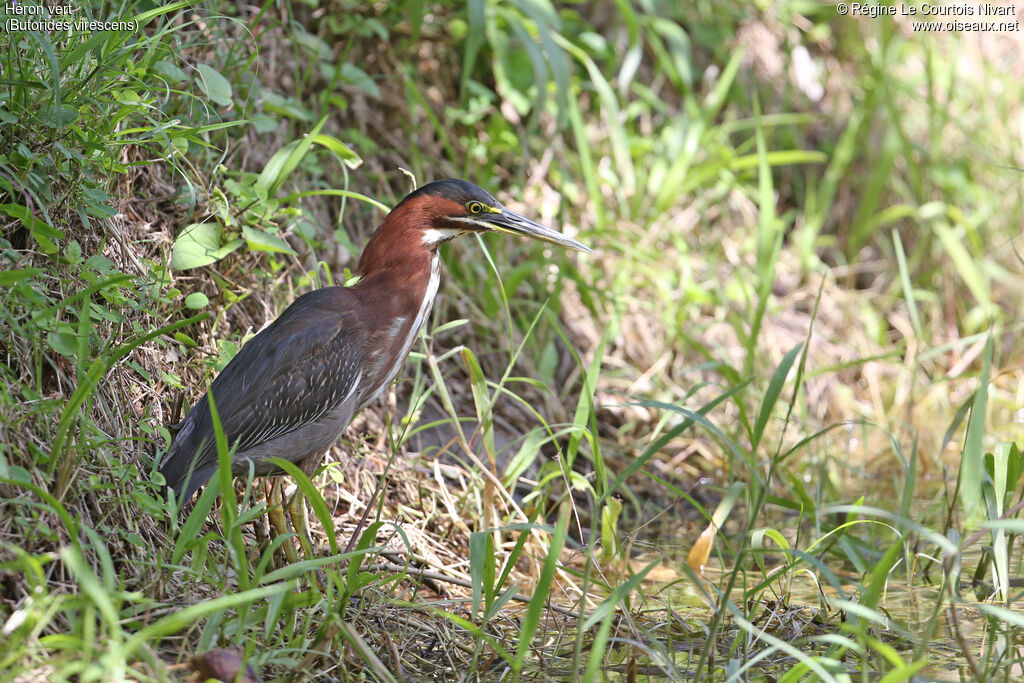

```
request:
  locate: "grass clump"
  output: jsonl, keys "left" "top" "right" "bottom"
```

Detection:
{"left": 3, "top": 1, "right": 1024, "bottom": 681}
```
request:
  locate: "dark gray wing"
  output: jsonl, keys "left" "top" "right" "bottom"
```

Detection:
{"left": 160, "top": 286, "right": 365, "bottom": 501}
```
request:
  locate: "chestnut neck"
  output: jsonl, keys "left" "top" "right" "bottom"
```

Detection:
{"left": 358, "top": 201, "right": 440, "bottom": 276}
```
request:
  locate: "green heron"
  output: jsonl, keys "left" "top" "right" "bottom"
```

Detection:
{"left": 160, "top": 179, "right": 591, "bottom": 516}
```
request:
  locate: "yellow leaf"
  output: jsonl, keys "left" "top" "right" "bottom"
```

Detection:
{"left": 687, "top": 523, "right": 716, "bottom": 575}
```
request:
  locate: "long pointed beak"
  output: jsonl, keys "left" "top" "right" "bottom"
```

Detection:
{"left": 485, "top": 209, "right": 594, "bottom": 254}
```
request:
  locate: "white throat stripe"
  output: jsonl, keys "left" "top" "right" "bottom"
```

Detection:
{"left": 422, "top": 228, "right": 461, "bottom": 246}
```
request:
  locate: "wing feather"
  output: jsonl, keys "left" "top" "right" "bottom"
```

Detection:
{"left": 160, "top": 286, "right": 365, "bottom": 500}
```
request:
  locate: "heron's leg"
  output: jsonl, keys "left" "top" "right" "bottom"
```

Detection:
{"left": 289, "top": 453, "right": 332, "bottom": 562}
{"left": 287, "top": 487, "right": 316, "bottom": 560}
{"left": 252, "top": 505, "right": 271, "bottom": 564}
{"left": 267, "top": 479, "right": 299, "bottom": 565}
{"left": 286, "top": 485, "right": 331, "bottom": 592}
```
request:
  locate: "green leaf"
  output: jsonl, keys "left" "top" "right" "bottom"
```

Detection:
{"left": 251, "top": 114, "right": 278, "bottom": 133}
{"left": 582, "top": 558, "right": 658, "bottom": 632}
{"left": 65, "top": 240, "right": 82, "bottom": 263}
{"left": 170, "top": 222, "right": 242, "bottom": 270}
{"left": 262, "top": 93, "right": 314, "bottom": 122}
{"left": 514, "top": 504, "right": 570, "bottom": 675}
{"left": 48, "top": 312, "right": 209, "bottom": 482}
{"left": 934, "top": 221, "right": 991, "bottom": 312}
{"left": 255, "top": 117, "right": 328, "bottom": 198}
{"left": 460, "top": 346, "right": 495, "bottom": 457}
{"left": 345, "top": 521, "right": 384, "bottom": 589}
{"left": 582, "top": 558, "right": 660, "bottom": 681}
{"left": 132, "top": 0, "right": 191, "bottom": 23}
{"left": 39, "top": 104, "right": 78, "bottom": 128}
{"left": 339, "top": 63, "right": 380, "bottom": 99}
{"left": 598, "top": 497, "right": 622, "bottom": 562}
{"left": 0, "top": 203, "right": 64, "bottom": 241}
{"left": 312, "top": 134, "right": 362, "bottom": 169}
{"left": 502, "top": 428, "right": 547, "bottom": 487}
{"left": 1006, "top": 442, "right": 1024, "bottom": 496}
{"left": 978, "top": 603, "right": 1024, "bottom": 627}
{"left": 460, "top": 0, "right": 486, "bottom": 100}
{"left": 752, "top": 344, "right": 803, "bottom": 450}
{"left": 242, "top": 226, "right": 297, "bottom": 255}
{"left": 197, "top": 64, "right": 232, "bottom": 107}
{"left": 960, "top": 334, "right": 993, "bottom": 526}
{"left": 0, "top": 268, "right": 43, "bottom": 286}
{"left": 172, "top": 478, "right": 220, "bottom": 563}
{"left": 184, "top": 292, "right": 209, "bottom": 309}
{"left": 84, "top": 254, "right": 118, "bottom": 273}
{"left": 469, "top": 531, "right": 495, "bottom": 617}
{"left": 60, "top": 546, "right": 121, "bottom": 634}
{"left": 48, "top": 329, "right": 79, "bottom": 357}
{"left": 173, "top": 332, "right": 197, "bottom": 347}
{"left": 268, "top": 458, "right": 338, "bottom": 556}
{"left": 122, "top": 582, "right": 292, "bottom": 659}
{"left": 153, "top": 60, "right": 187, "bottom": 83}
{"left": 83, "top": 186, "right": 115, "bottom": 218}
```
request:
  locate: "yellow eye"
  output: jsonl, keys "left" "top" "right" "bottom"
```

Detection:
{"left": 466, "top": 201, "right": 483, "bottom": 214}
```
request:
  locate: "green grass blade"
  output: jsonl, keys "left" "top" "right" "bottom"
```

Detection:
{"left": 513, "top": 502, "right": 570, "bottom": 679}
{"left": 269, "top": 457, "right": 338, "bottom": 555}
{"left": 959, "top": 334, "right": 993, "bottom": 526}
{"left": 751, "top": 344, "right": 803, "bottom": 451}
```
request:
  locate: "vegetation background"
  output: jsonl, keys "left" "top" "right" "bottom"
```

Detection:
{"left": 1, "top": 0, "right": 1023, "bottom": 680}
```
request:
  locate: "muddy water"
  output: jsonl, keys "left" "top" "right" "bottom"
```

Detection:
{"left": 633, "top": 547, "right": 1024, "bottom": 680}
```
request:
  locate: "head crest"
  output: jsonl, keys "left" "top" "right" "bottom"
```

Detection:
{"left": 400, "top": 179, "right": 500, "bottom": 207}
